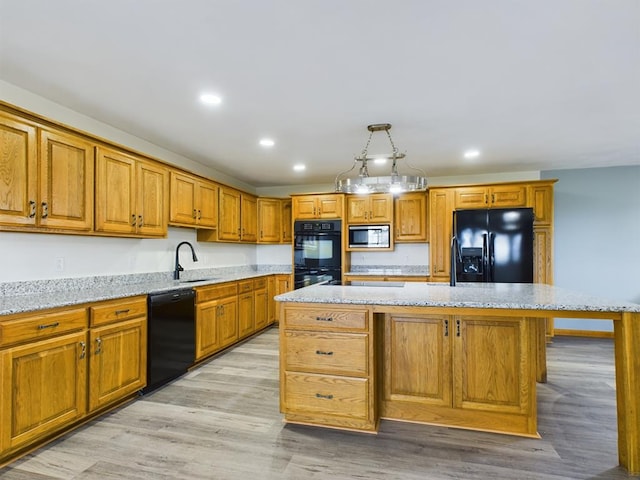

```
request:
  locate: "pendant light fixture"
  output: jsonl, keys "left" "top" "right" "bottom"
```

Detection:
{"left": 335, "top": 123, "right": 427, "bottom": 194}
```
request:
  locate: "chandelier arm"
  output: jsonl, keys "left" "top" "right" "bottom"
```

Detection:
{"left": 334, "top": 159, "right": 360, "bottom": 189}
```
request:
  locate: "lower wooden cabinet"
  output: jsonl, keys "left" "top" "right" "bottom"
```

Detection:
{"left": 0, "top": 296, "right": 147, "bottom": 463}
{"left": 279, "top": 304, "right": 376, "bottom": 432}
{"left": 238, "top": 280, "right": 255, "bottom": 339}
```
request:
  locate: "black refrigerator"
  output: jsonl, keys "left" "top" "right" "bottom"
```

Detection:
{"left": 453, "top": 208, "right": 534, "bottom": 283}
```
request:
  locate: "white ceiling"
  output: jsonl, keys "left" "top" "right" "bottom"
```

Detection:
{"left": 1, "top": 1, "right": 639, "bottom": 188}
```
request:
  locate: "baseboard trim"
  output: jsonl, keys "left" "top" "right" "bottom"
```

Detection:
{"left": 554, "top": 329, "right": 614, "bottom": 339}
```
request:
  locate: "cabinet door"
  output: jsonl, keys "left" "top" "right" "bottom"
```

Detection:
{"left": 218, "top": 296, "right": 238, "bottom": 348}
{"left": 454, "top": 187, "right": 488, "bottom": 208}
{"left": 0, "top": 112, "right": 37, "bottom": 226}
{"left": 428, "top": 189, "right": 453, "bottom": 279}
{"left": 346, "top": 196, "right": 369, "bottom": 223}
{"left": 317, "top": 194, "right": 343, "bottom": 218}
{"left": 281, "top": 199, "right": 292, "bottom": 243}
{"left": 218, "top": 187, "right": 241, "bottom": 240}
{"left": 169, "top": 171, "right": 197, "bottom": 226}
{"left": 529, "top": 184, "right": 553, "bottom": 226}
{"left": 369, "top": 194, "right": 393, "bottom": 222}
{"left": 453, "top": 316, "right": 534, "bottom": 415}
{"left": 274, "top": 274, "right": 292, "bottom": 321}
{"left": 0, "top": 331, "right": 87, "bottom": 452}
{"left": 195, "top": 299, "right": 220, "bottom": 360}
{"left": 137, "top": 161, "right": 167, "bottom": 236}
{"left": 238, "top": 291, "right": 254, "bottom": 338}
{"left": 196, "top": 180, "right": 217, "bottom": 229}
{"left": 88, "top": 318, "right": 146, "bottom": 412}
{"left": 489, "top": 185, "right": 527, "bottom": 207}
{"left": 292, "top": 197, "right": 317, "bottom": 219}
{"left": 394, "top": 192, "right": 427, "bottom": 242}
{"left": 241, "top": 194, "right": 258, "bottom": 242}
{"left": 95, "top": 147, "right": 136, "bottom": 235}
{"left": 384, "top": 314, "right": 451, "bottom": 407}
{"left": 258, "top": 198, "right": 281, "bottom": 243}
{"left": 254, "top": 287, "right": 268, "bottom": 330}
{"left": 39, "top": 128, "right": 94, "bottom": 231}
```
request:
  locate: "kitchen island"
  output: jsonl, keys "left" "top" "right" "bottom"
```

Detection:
{"left": 275, "top": 282, "right": 640, "bottom": 475}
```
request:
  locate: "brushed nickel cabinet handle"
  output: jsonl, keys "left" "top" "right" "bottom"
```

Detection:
{"left": 197, "top": 210, "right": 202, "bottom": 220}
{"left": 315, "top": 316, "right": 333, "bottom": 322}
{"left": 456, "top": 319, "right": 461, "bottom": 337}
{"left": 95, "top": 337, "right": 102, "bottom": 354}
{"left": 41, "top": 202, "right": 48, "bottom": 218}
{"left": 484, "top": 194, "right": 488, "bottom": 204}
{"left": 315, "top": 350, "right": 334, "bottom": 356}
{"left": 138, "top": 215, "right": 143, "bottom": 227}
{"left": 38, "top": 321, "right": 60, "bottom": 330}
{"left": 29, "top": 200, "right": 36, "bottom": 218}
{"left": 193, "top": 209, "right": 197, "bottom": 219}
{"left": 79, "top": 341, "right": 86, "bottom": 359}
{"left": 444, "top": 319, "right": 449, "bottom": 337}
{"left": 315, "top": 393, "right": 334, "bottom": 400}
{"left": 131, "top": 214, "right": 136, "bottom": 226}
{"left": 115, "top": 309, "right": 130, "bottom": 315}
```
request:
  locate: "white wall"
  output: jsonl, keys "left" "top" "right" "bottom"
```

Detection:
{"left": 542, "top": 166, "right": 640, "bottom": 332}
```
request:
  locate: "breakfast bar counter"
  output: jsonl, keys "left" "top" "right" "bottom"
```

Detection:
{"left": 275, "top": 282, "right": 640, "bottom": 474}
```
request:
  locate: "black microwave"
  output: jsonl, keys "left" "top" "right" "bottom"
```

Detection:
{"left": 348, "top": 224, "right": 391, "bottom": 249}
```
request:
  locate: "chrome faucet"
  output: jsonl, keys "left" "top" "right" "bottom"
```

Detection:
{"left": 174, "top": 241, "right": 199, "bottom": 280}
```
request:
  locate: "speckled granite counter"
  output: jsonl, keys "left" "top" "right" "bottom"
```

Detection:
{"left": 275, "top": 282, "right": 640, "bottom": 312}
{"left": 0, "top": 265, "right": 292, "bottom": 316}
{"left": 344, "top": 265, "right": 429, "bottom": 277}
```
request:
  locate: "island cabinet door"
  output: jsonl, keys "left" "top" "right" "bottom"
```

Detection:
{"left": 452, "top": 316, "right": 535, "bottom": 416}
{"left": 384, "top": 314, "right": 451, "bottom": 407}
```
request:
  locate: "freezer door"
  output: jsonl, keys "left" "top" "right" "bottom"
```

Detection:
{"left": 487, "top": 208, "right": 534, "bottom": 283}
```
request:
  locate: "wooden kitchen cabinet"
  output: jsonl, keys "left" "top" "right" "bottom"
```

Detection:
{"left": 95, "top": 147, "right": 167, "bottom": 237}
{"left": 428, "top": 188, "right": 454, "bottom": 280}
{"left": 258, "top": 198, "right": 282, "bottom": 243}
{"left": 238, "top": 280, "right": 255, "bottom": 339}
{"left": 213, "top": 186, "right": 257, "bottom": 242}
{"left": 0, "top": 306, "right": 89, "bottom": 457}
{"left": 272, "top": 274, "right": 292, "bottom": 323}
{"left": 346, "top": 193, "right": 393, "bottom": 224}
{"left": 169, "top": 170, "right": 218, "bottom": 229}
{"left": 281, "top": 199, "right": 292, "bottom": 243}
{"left": 88, "top": 296, "right": 147, "bottom": 412}
{"left": 279, "top": 304, "right": 376, "bottom": 432}
{"left": 292, "top": 194, "right": 344, "bottom": 220}
{"left": 0, "top": 111, "right": 38, "bottom": 227}
{"left": 394, "top": 192, "right": 427, "bottom": 242}
{"left": 382, "top": 313, "right": 536, "bottom": 435}
{"left": 254, "top": 277, "right": 269, "bottom": 330}
{"left": 0, "top": 112, "right": 94, "bottom": 232}
{"left": 195, "top": 282, "right": 238, "bottom": 360}
{"left": 455, "top": 184, "right": 527, "bottom": 209}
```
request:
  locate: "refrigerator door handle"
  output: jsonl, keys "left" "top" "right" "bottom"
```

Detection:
{"left": 488, "top": 232, "right": 496, "bottom": 282}
{"left": 482, "top": 233, "right": 489, "bottom": 282}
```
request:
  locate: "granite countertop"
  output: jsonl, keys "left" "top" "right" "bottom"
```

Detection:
{"left": 0, "top": 265, "right": 292, "bottom": 316}
{"left": 344, "top": 265, "right": 429, "bottom": 277}
{"left": 275, "top": 282, "right": 640, "bottom": 313}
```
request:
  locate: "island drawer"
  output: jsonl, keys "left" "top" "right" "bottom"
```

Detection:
{"left": 283, "top": 307, "right": 368, "bottom": 331}
{"left": 283, "top": 372, "right": 369, "bottom": 420}
{"left": 90, "top": 296, "right": 147, "bottom": 327}
{"left": 283, "top": 331, "right": 369, "bottom": 376}
{"left": 0, "top": 307, "right": 88, "bottom": 347}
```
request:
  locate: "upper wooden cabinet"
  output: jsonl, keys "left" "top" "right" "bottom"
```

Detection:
{"left": 169, "top": 171, "right": 217, "bottom": 229}
{"left": 95, "top": 147, "right": 167, "bottom": 237}
{"left": 0, "top": 112, "right": 94, "bottom": 232}
{"left": 281, "top": 199, "right": 292, "bottom": 243}
{"left": 215, "top": 186, "right": 257, "bottom": 242}
{"left": 258, "top": 198, "right": 282, "bottom": 243}
{"left": 455, "top": 184, "right": 527, "bottom": 209}
{"left": 394, "top": 192, "right": 427, "bottom": 242}
{"left": 292, "top": 194, "right": 344, "bottom": 219}
{"left": 347, "top": 193, "right": 393, "bottom": 224}
{"left": 0, "top": 112, "right": 38, "bottom": 227}
{"left": 428, "top": 188, "right": 454, "bottom": 280}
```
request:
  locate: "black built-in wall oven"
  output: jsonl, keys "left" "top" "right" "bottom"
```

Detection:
{"left": 294, "top": 220, "right": 342, "bottom": 289}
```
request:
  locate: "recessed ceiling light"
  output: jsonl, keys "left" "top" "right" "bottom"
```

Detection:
{"left": 199, "top": 93, "right": 222, "bottom": 105}
{"left": 259, "top": 138, "right": 275, "bottom": 147}
{"left": 463, "top": 149, "right": 480, "bottom": 159}
{"left": 293, "top": 164, "right": 306, "bottom": 172}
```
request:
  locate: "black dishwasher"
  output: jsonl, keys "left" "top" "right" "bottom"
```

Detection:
{"left": 143, "top": 289, "right": 196, "bottom": 394}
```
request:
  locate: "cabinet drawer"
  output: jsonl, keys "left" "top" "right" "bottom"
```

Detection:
{"left": 284, "top": 307, "right": 368, "bottom": 331}
{"left": 284, "top": 372, "right": 369, "bottom": 420}
{"left": 0, "top": 308, "right": 87, "bottom": 347}
{"left": 253, "top": 277, "right": 267, "bottom": 290}
{"left": 238, "top": 280, "right": 253, "bottom": 293}
{"left": 284, "top": 331, "right": 368, "bottom": 376}
{"left": 196, "top": 283, "right": 238, "bottom": 303}
{"left": 90, "top": 296, "right": 147, "bottom": 327}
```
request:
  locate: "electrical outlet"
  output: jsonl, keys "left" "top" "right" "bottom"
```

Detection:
{"left": 55, "top": 257, "right": 65, "bottom": 272}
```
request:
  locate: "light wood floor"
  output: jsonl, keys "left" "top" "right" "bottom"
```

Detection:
{"left": 0, "top": 328, "right": 633, "bottom": 479}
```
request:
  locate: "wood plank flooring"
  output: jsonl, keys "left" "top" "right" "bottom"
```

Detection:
{"left": 0, "top": 328, "right": 633, "bottom": 479}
